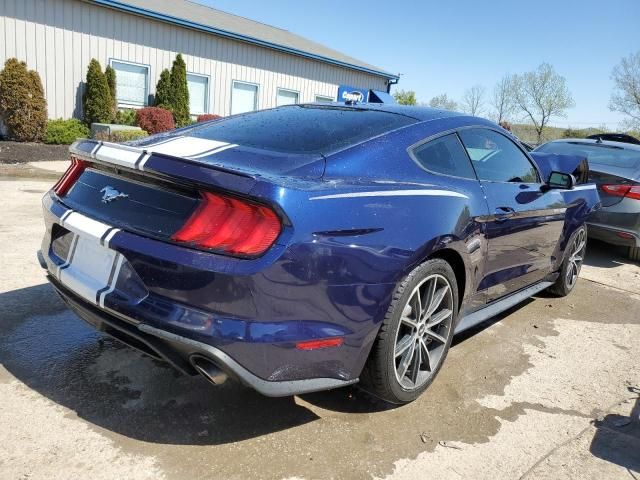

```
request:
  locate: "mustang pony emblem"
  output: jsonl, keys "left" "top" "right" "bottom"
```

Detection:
{"left": 100, "top": 186, "right": 128, "bottom": 203}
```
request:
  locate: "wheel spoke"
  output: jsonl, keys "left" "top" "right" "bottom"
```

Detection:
{"left": 425, "top": 328, "right": 447, "bottom": 344}
{"left": 401, "top": 316, "right": 418, "bottom": 329}
{"left": 410, "top": 339, "right": 422, "bottom": 384}
{"left": 411, "top": 289, "right": 422, "bottom": 323}
{"left": 426, "top": 308, "right": 452, "bottom": 328}
{"left": 395, "top": 334, "right": 414, "bottom": 357}
{"left": 419, "top": 338, "right": 431, "bottom": 371}
{"left": 397, "top": 340, "right": 416, "bottom": 379}
{"left": 425, "top": 285, "right": 450, "bottom": 319}
{"left": 421, "top": 279, "right": 436, "bottom": 320}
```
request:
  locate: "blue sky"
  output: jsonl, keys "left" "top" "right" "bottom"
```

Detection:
{"left": 198, "top": 0, "right": 639, "bottom": 129}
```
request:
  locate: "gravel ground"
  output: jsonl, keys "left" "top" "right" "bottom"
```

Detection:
{"left": 0, "top": 175, "right": 638, "bottom": 480}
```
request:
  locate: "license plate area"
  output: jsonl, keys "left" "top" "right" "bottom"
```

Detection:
{"left": 58, "top": 234, "right": 119, "bottom": 304}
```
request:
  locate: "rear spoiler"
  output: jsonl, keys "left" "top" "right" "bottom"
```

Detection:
{"left": 69, "top": 139, "right": 257, "bottom": 194}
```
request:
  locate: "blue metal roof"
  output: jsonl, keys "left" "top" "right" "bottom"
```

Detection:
{"left": 89, "top": 0, "right": 399, "bottom": 81}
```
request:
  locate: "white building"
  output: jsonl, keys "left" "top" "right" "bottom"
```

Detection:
{"left": 0, "top": 0, "right": 398, "bottom": 119}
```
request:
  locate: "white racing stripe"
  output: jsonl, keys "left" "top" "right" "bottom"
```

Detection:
{"left": 95, "top": 142, "right": 142, "bottom": 168}
{"left": 144, "top": 137, "right": 236, "bottom": 157}
{"left": 98, "top": 254, "right": 125, "bottom": 308}
{"left": 87, "top": 136, "right": 237, "bottom": 171}
{"left": 309, "top": 189, "right": 469, "bottom": 200}
{"left": 62, "top": 212, "right": 114, "bottom": 241}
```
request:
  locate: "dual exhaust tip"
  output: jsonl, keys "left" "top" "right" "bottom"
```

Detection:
{"left": 190, "top": 355, "right": 228, "bottom": 386}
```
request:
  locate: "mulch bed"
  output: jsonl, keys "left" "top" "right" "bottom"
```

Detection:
{"left": 0, "top": 141, "right": 69, "bottom": 164}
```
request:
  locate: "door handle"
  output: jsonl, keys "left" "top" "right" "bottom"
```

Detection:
{"left": 494, "top": 206, "right": 516, "bottom": 222}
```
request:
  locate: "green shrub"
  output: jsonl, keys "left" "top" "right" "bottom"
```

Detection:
{"left": 115, "top": 108, "right": 136, "bottom": 126}
{"left": 105, "top": 65, "right": 117, "bottom": 121}
{"left": 170, "top": 54, "right": 190, "bottom": 126}
{"left": 154, "top": 69, "right": 172, "bottom": 110}
{"left": 111, "top": 129, "right": 148, "bottom": 142}
{"left": 83, "top": 59, "right": 112, "bottom": 126}
{"left": 44, "top": 118, "right": 90, "bottom": 144}
{"left": 0, "top": 58, "right": 48, "bottom": 141}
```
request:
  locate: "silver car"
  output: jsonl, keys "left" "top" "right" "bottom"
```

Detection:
{"left": 535, "top": 138, "right": 640, "bottom": 261}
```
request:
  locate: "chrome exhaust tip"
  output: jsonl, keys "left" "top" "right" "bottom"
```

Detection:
{"left": 191, "top": 355, "right": 228, "bottom": 385}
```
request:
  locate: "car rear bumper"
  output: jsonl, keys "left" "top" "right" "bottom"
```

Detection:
{"left": 40, "top": 193, "right": 394, "bottom": 391}
{"left": 47, "top": 274, "right": 357, "bottom": 396}
{"left": 587, "top": 222, "right": 640, "bottom": 247}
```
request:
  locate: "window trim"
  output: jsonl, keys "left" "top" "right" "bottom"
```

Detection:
{"left": 276, "top": 87, "right": 300, "bottom": 106}
{"left": 408, "top": 131, "right": 479, "bottom": 181}
{"left": 186, "top": 71, "right": 211, "bottom": 115}
{"left": 455, "top": 125, "right": 543, "bottom": 184}
{"left": 314, "top": 94, "right": 334, "bottom": 103}
{"left": 230, "top": 80, "right": 260, "bottom": 115}
{"left": 109, "top": 58, "right": 151, "bottom": 108}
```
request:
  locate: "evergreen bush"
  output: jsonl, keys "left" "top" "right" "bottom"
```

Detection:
{"left": 105, "top": 65, "right": 117, "bottom": 121}
{"left": 170, "top": 54, "right": 190, "bottom": 127}
{"left": 0, "top": 58, "right": 48, "bottom": 142}
{"left": 83, "top": 59, "right": 112, "bottom": 126}
{"left": 154, "top": 69, "right": 172, "bottom": 110}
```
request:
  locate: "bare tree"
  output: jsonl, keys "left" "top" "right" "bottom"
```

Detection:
{"left": 491, "top": 74, "right": 515, "bottom": 123}
{"left": 428, "top": 93, "right": 458, "bottom": 111}
{"left": 512, "top": 63, "right": 574, "bottom": 144}
{"left": 461, "top": 85, "right": 486, "bottom": 116}
{"left": 609, "top": 51, "right": 640, "bottom": 129}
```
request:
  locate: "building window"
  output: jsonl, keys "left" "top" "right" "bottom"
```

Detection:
{"left": 187, "top": 73, "right": 210, "bottom": 115}
{"left": 110, "top": 60, "right": 149, "bottom": 107}
{"left": 231, "top": 81, "right": 258, "bottom": 115}
{"left": 314, "top": 95, "right": 334, "bottom": 103}
{"left": 276, "top": 88, "right": 299, "bottom": 106}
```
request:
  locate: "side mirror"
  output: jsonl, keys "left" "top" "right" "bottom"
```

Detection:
{"left": 544, "top": 171, "right": 576, "bottom": 190}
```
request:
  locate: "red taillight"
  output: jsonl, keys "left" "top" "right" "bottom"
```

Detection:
{"left": 53, "top": 156, "right": 88, "bottom": 196}
{"left": 172, "top": 191, "right": 281, "bottom": 257}
{"left": 296, "top": 337, "right": 344, "bottom": 350}
{"left": 601, "top": 184, "right": 640, "bottom": 200}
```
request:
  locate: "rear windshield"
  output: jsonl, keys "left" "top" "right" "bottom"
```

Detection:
{"left": 188, "top": 105, "right": 417, "bottom": 154}
{"left": 536, "top": 142, "right": 640, "bottom": 169}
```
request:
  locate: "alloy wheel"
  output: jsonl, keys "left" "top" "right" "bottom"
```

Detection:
{"left": 393, "top": 274, "right": 454, "bottom": 390}
{"left": 565, "top": 229, "right": 586, "bottom": 290}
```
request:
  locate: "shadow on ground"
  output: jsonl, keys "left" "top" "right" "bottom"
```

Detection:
{"left": 585, "top": 239, "right": 637, "bottom": 268}
{"left": 0, "top": 277, "right": 545, "bottom": 434}
{"left": 0, "top": 283, "right": 403, "bottom": 446}
{"left": 591, "top": 386, "right": 640, "bottom": 475}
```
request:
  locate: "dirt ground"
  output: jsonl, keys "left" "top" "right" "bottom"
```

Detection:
{"left": 0, "top": 141, "right": 69, "bottom": 164}
{"left": 0, "top": 173, "right": 639, "bottom": 480}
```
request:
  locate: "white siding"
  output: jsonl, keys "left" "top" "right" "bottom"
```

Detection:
{"left": 0, "top": 0, "right": 389, "bottom": 119}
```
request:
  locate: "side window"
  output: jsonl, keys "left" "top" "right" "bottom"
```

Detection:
{"left": 458, "top": 129, "right": 539, "bottom": 183}
{"left": 411, "top": 134, "right": 476, "bottom": 179}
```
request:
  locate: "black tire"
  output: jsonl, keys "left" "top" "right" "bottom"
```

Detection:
{"left": 548, "top": 225, "right": 587, "bottom": 297}
{"left": 629, "top": 246, "right": 640, "bottom": 262}
{"left": 361, "top": 259, "right": 459, "bottom": 404}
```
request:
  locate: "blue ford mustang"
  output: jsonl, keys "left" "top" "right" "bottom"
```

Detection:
{"left": 39, "top": 104, "right": 599, "bottom": 404}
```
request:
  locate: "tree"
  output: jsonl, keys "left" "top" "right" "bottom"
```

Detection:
{"left": 609, "top": 51, "right": 640, "bottom": 129}
{"left": 428, "top": 93, "right": 458, "bottom": 111}
{"left": 491, "top": 74, "right": 515, "bottom": 123}
{"left": 461, "top": 85, "right": 486, "bottom": 116}
{"left": 170, "top": 54, "right": 190, "bottom": 126}
{"left": 105, "top": 65, "right": 117, "bottom": 121}
{"left": 83, "top": 59, "right": 112, "bottom": 126}
{"left": 393, "top": 89, "right": 417, "bottom": 105}
{"left": 512, "top": 63, "right": 574, "bottom": 144}
{"left": 0, "top": 58, "right": 48, "bottom": 141}
{"left": 154, "top": 68, "right": 172, "bottom": 110}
